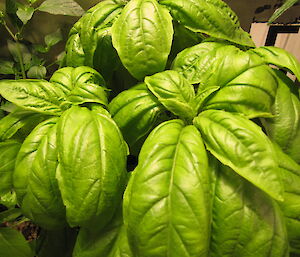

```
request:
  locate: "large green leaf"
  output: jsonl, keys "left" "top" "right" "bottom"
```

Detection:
{"left": 159, "top": 0, "right": 254, "bottom": 47}
{"left": 273, "top": 143, "right": 300, "bottom": 254}
{"left": 0, "top": 140, "right": 21, "bottom": 194}
{"left": 173, "top": 42, "right": 276, "bottom": 118}
{"left": 20, "top": 123, "right": 66, "bottom": 230}
{"left": 193, "top": 109, "right": 284, "bottom": 201}
{"left": 262, "top": 71, "right": 300, "bottom": 163}
{"left": 0, "top": 80, "right": 66, "bottom": 115}
{"left": 73, "top": 205, "right": 132, "bottom": 257}
{"left": 109, "top": 83, "right": 164, "bottom": 151}
{"left": 0, "top": 109, "right": 46, "bottom": 141}
{"left": 56, "top": 106, "right": 128, "bottom": 229}
{"left": 210, "top": 164, "right": 288, "bottom": 256}
{"left": 250, "top": 46, "right": 300, "bottom": 81}
{"left": 111, "top": 0, "right": 173, "bottom": 80}
{"left": 124, "top": 120, "right": 211, "bottom": 257}
{"left": 145, "top": 70, "right": 197, "bottom": 122}
{"left": 80, "top": 1, "right": 123, "bottom": 67}
{"left": 14, "top": 118, "right": 58, "bottom": 204}
{"left": 50, "top": 66, "right": 108, "bottom": 107}
{"left": 0, "top": 227, "right": 33, "bottom": 257}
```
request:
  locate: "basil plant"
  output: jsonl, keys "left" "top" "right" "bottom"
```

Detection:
{"left": 0, "top": 0, "right": 300, "bottom": 256}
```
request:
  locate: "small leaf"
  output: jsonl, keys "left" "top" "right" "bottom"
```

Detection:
{"left": 7, "top": 40, "right": 30, "bottom": 63}
{"left": 27, "top": 65, "right": 47, "bottom": 79}
{"left": 0, "top": 60, "right": 15, "bottom": 75}
{"left": 0, "top": 191, "right": 17, "bottom": 209}
{"left": 16, "top": 5, "right": 34, "bottom": 24}
{"left": 268, "top": 0, "right": 299, "bottom": 23}
{"left": 0, "top": 227, "right": 33, "bottom": 257}
{"left": 45, "top": 29, "right": 63, "bottom": 48}
{"left": 38, "top": 0, "right": 84, "bottom": 16}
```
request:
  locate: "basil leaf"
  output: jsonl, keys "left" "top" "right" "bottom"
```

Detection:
{"left": 14, "top": 118, "right": 58, "bottom": 204}
{"left": 64, "top": 32, "right": 86, "bottom": 67}
{"left": 0, "top": 140, "right": 21, "bottom": 194}
{"left": 109, "top": 83, "right": 164, "bottom": 151}
{"left": 0, "top": 227, "right": 33, "bottom": 257}
{"left": 262, "top": 71, "right": 300, "bottom": 163}
{"left": 273, "top": 143, "right": 300, "bottom": 254}
{"left": 124, "top": 120, "right": 211, "bottom": 257}
{"left": 80, "top": 1, "right": 123, "bottom": 67}
{"left": 250, "top": 46, "right": 300, "bottom": 81}
{"left": 38, "top": 0, "right": 84, "bottom": 16}
{"left": 173, "top": 42, "right": 276, "bottom": 118}
{"left": 56, "top": 106, "right": 128, "bottom": 229}
{"left": 145, "top": 70, "right": 197, "bottom": 122}
{"left": 0, "top": 80, "right": 65, "bottom": 115}
{"left": 20, "top": 123, "right": 66, "bottom": 230}
{"left": 0, "top": 191, "right": 17, "bottom": 209}
{"left": 194, "top": 109, "right": 284, "bottom": 201}
{"left": 210, "top": 164, "right": 289, "bottom": 257}
{"left": 160, "top": 0, "right": 254, "bottom": 47}
{"left": 111, "top": 0, "right": 173, "bottom": 80}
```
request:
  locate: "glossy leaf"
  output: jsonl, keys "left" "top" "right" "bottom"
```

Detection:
{"left": 160, "top": 0, "right": 254, "bottom": 47}
{"left": 262, "top": 71, "right": 300, "bottom": 163}
{"left": 273, "top": 143, "right": 300, "bottom": 254}
{"left": 145, "top": 70, "right": 197, "bottom": 122}
{"left": 109, "top": 83, "right": 164, "bottom": 150}
{"left": 173, "top": 42, "right": 276, "bottom": 118}
{"left": 56, "top": 106, "right": 128, "bottom": 228}
{"left": 0, "top": 80, "right": 65, "bottom": 115}
{"left": 21, "top": 123, "right": 66, "bottom": 230}
{"left": 64, "top": 32, "right": 86, "bottom": 67}
{"left": 0, "top": 227, "right": 33, "bottom": 257}
{"left": 111, "top": 0, "right": 173, "bottom": 80}
{"left": 0, "top": 140, "right": 21, "bottom": 194}
{"left": 194, "top": 109, "right": 284, "bottom": 201}
{"left": 250, "top": 46, "right": 300, "bottom": 81}
{"left": 124, "top": 120, "right": 211, "bottom": 257}
{"left": 38, "top": 0, "right": 84, "bottom": 16}
{"left": 0, "top": 191, "right": 17, "bottom": 209}
{"left": 210, "top": 164, "right": 288, "bottom": 257}
{"left": 14, "top": 118, "right": 58, "bottom": 204}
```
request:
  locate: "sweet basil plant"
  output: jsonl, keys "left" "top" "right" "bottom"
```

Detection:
{"left": 0, "top": 0, "right": 300, "bottom": 256}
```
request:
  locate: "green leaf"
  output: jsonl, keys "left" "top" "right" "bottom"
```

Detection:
{"left": 0, "top": 60, "right": 15, "bottom": 75}
{"left": 20, "top": 123, "right": 67, "bottom": 230}
{"left": 111, "top": 0, "right": 173, "bottom": 80}
{"left": 0, "top": 191, "right": 17, "bottom": 209}
{"left": 160, "top": 0, "right": 254, "bottom": 47}
{"left": 173, "top": 42, "right": 276, "bottom": 118}
{"left": 262, "top": 71, "right": 300, "bottom": 163}
{"left": 56, "top": 106, "right": 128, "bottom": 229}
{"left": 16, "top": 5, "right": 34, "bottom": 24}
{"left": 27, "top": 65, "right": 47, "bottom": 79}
{"left": 124, "top": 120, "right": 211, "bottom": 257}
{"left": 64, "top": 32, "right": 86, "bottom": 67}
{"left": 250, "top": 46, "right": 300, "bottom": 81}
{"left": 194, "top": 86, "right": 220, "bottom": 113}
{"left": 38, "top": 0, "right": 84, "bottom": 16}
{"left": 145, "top": 70, "right": 197, "bottom": 122}
{"left": 109, "top": 83, "right": 164, "bottom": 151}
{"left": 0, "top": 227, "right": 33, "bottom": 257}
{"left": 0, "top": 140, "right": 21, "bottom": 194}
{"left": 45, "top": 28, "right": 63, "bottom": 48}
{"left": 268, "top": 0, "right": 299, "bottom": 23}
{"left": 0, "top": 208, "right": 22, "bottom": 223}
{"left": 0, "top": 79, "right": 65, "bottom": 115}
{"left": 273, "top": 143, "right": 300, "bottom": 254}
{"left": 7, "top": 40, "right": 30, "bottom": 64}
{"left": 210, "top": 164, "right": 289, "bottom": 257}
{"left": 79, "top": 1, "right": 123, "bottom": 67}
{"left": 5, "top": 0, "right": 22, "bottom": 28}
{"left": 14, "top": 118, "right": 58, "bottom": 204}
{"left": 193, "top": 109, "right": 284, "bottom": 201}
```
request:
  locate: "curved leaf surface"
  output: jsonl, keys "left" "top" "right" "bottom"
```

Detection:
{"left": 262, "top": 70, "right": 300, "bottom": 163}
{"left": 111, "top": 0, "right": 173, "bottom": 80}
{"left": 0, "top": 140, "right": 21, "bottom": 194}
{"left": 56, "top": 106, "right": 127, "bottom": 228}
{"left": 21, "top": 124, "right": 66, "bottom": 230}
{"left": 0, "top": 80, "right": 65, "bottom": 115}
{"left": 124, "top": 120, "right": 211, "bottom": 257}
{"left": 145, "top": 70, "right": 196, "bottom": 122}
{"left": 194, "top": 109, "right": 283, "bottom": 201}
{"left": 250, "top": 46, "right": 300, "bottom": 81}
{"left": 210, "top": 164, "right": 288, "bottom": 257}
{"left": 64, "top": 33, "right": 86, "bottom": 67}
{"left": 159, "top": 0, "right": 254, "bottom": 47}
{"left": 109, "top": 83, "right": 164, "bottom": 150}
